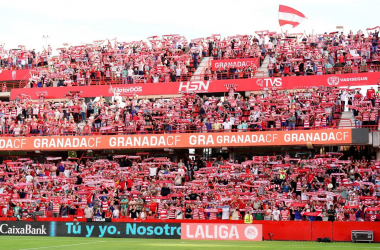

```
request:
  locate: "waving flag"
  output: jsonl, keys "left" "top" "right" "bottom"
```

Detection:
{"left": 278, "top": 5, "right": 306, "bottom": 28}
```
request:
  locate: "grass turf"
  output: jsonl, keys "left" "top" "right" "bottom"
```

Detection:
{"left": 0, "top": 237, "right": 379, "bottom": 250}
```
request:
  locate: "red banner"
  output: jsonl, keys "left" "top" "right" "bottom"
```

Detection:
{"left": 0, "top": 129, "right": 353, "bottom": 151}
{"left": 0, "top": 69, "right": 30, "bottom": 81}
{"left": 10, "top": 72, "right": 380, "bottom": 100}
{"left": 211, "top": 58, "right": 259, "bottom": 70}
{"left": 181, "top": 223, "right": 262, "bottom": 241}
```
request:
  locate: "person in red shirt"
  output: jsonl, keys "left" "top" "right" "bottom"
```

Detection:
{"left": 31, "top": 118, "right": 38, "bottom": 135}
{"left": 283, "top": 63, "right": 290, "bottom": 77}
{"left": 238, "top": 199, "right": 246, "bottom": 218}
{"left": 105, "top": 208, "right": 112, "bottom": 219}
{"left": 338, "top": 53, "right": 345, "bottom": 65}
{"left": 82, "top": 121, "right": 91, "bottom": 135}
{"left": 86, "top": 192, "right": 94, "bottom": 206}
{"left": 77, "top": 205, "right": 84, "bottom": 218}
{"left": 126, "top": 178, "right": 133, "bottom": 191}
{"left": 149, "top": 200, "right": 158, "bottom": 216}
{"left": 367, "top": 87, "right": 376, "bottom": 106}
{"left": 119, "top": 178, "right": 126, "bottom": 192}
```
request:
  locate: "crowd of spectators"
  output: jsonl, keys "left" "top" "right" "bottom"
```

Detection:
{"left": 22, "top": 34, "right": 260, "bottom": 87}
{"left": 350, "top": 86, "right": 380, "bottom": 127}
{"left": 1, "top": 152, "right": 380, "bottom": 222}
{"left": 1, "top": 28, "right": 379, "bottom": 88}
{"left": 265, "top": 29, "right": 380, "bottom": 77}
{"left": 3, "top": 85, "right": 377, "bottom": 136}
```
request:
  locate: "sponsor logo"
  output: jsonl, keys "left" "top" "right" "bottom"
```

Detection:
{"left": 327, "top": 76, "right": 368, "bottom": 85}
{"left": 108, "top": 86, "right": 142, "bottom": 94}
{"left": 327, "top": 76, "right": 339, "bottom": 86}
{"left": 214, "top": 60, "right": 256, "bottom": 69}
{"left": 178, "top": 81, "right": 210, "bottom": 93}
{"left": 0, "top": 224, "right": 47, "bottom": 235}
{"left": 12, "top": 70, "right": 16, "bottom": 80}
{"left": 244, "top": 226, "right": 259, "bottom": 240}
{"left": 184, "top": 224, "right": 240, "bottom": 239}
{"left": 256, "top": 79, "right": 263, "bottom": 87}
{"left": 339, "top": 77, "right": 368, "bottom": 82}
{"left": 255, "top": 78, "right": 282, "bottom": 87}
{"left": 182, "top": 223, "right": 262, "bottom": 241}
{"left": 126, "top": 223, "right": 181, "bottom": 237}
{"left": 64, "top": 222, "right": 181, "bottom": 238}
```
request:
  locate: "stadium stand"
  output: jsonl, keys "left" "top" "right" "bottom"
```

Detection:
{"left": 1, "top": 28, "right": 380, "bottom": 88}
{"left": 1, "top": 153, "right": 379, "bottom": 222}
{"left": 0, "top": 28, "right": 379, "bottom": 225}
{"left": 3, "top": 85, "right": 379, "bottom": 137}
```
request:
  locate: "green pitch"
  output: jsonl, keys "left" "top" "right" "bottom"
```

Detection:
{"left": 0, "top": 236, "right": 379, "bottom": 250}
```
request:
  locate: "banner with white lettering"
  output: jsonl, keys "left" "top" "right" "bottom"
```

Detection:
{"left": 56, "top": 222, "right": 181, "bottom": 239}
{"left": 181, "top": 223, "right": 262, "bottom": 241}
{"left": 211, "top": 58, "right": 259, "bottom": 70}
{"left": 10, "top": 72, "right": 380, "bottom": 100}
{"left": 0, "top": 221, "right": 181, "bottom": 239}
{"left": 0, "top": 129, "right": 355, "bottom": 151}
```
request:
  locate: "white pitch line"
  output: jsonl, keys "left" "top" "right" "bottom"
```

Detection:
{"left": 17, "top": 241, "right": 106, "bottom": 250}
{"left": 0, "top": 238, "right": 78, "bottom": 242}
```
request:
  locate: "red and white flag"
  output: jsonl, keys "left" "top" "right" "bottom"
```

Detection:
{"left": 278, "top": 5, "right": 306, "bottom": 28}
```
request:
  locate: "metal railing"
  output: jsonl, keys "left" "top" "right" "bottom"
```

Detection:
{"left": 0, "top": 119, "right": 376, "bottom": 138}
{"left": 19, "top": 64, "right": 380, "bottom": 89}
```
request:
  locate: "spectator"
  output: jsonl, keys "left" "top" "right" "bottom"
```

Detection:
{"left": 327, "top": 205, "right": 337, "bottom": 222}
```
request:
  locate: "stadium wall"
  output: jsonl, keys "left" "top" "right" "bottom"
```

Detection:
{"left": 10, "top": 71, "right": 380, "bottom": 100}
{"left": 0, "top": 220, "right": 378, "bottom": 242}
{"left": 0, "top": 128, "right": 367, "bottom": 151}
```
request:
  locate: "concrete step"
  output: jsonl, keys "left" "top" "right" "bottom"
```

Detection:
{"left": 338, "top": 111, "right": 355, "bottom": 128}
{"left": 254, "top": 56, "right": 269, "bottom": 78}
{"left": 191, "top": 57, "right": 211, "bottom": 81}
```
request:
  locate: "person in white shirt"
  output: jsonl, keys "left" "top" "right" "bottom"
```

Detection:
{"left": 25, "top": 174, "right": 33, "bottom": 183}
{"left": 229, "top": 115, "right": 235, "bottom": 124}
{"left": 272, "top": 206, "right": 280, "bottom": 221}
{"left": 152, "top": 74, "right": 159, "bottom": 83}
{"left": 222, "top": 118, "right": 233, "bottom": 131}
{"left": 16, "top": 106, "right": 22, "bottom": 116}
{"left": 113, "top": 205, "right": 120, "bottom": 218}
{"left": 54, "top": 109, "right": 61, "bottom": 120}
{"left": 84, "top": 205, "right": 93, "bottom": 219}
{"left": 127, "top": 67, "right": 134, "bottom": 84}
{"left": 13, "top": 125, "right": 21, "bottom": 136}
{"left": 221, "top": 205, "right": 230, "bottom": 220}
{"left": 176, "top": 67, "right": 181, "bottom": 81}
{"left": 269, "top": 54, "right": 276, "bottom": 64}
{"left": 33, "top": 105, "right": 39, "bottom": 116}
{"left": 64, "top": 167, "right": 71, "bottom": 178}
{"left": 258, "top": 36, "right": 264, "bottom": 48}
{"left": 111, "top": 66, "right": 117, "bottom": 78}
{"left": 139, "top": 207, "right": 146, "bottom": 220}
{"left": 149, "top": 166, "right": 158, "bottom": 178}
{"left": 340, "top": 90, "right": 348, "bottom": 111}
{"left": 301, "top": 190, "right": 309, "bottom": 202}
{"left": 175, "top": 207, "right": 183, "bottom": 219}
{"left": 252, "top": 165, "right": 259, "bottom": 175}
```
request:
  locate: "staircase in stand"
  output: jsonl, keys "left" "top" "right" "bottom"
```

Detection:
{"left": 191, "top": 57, "right": 211, "bottom": 81}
